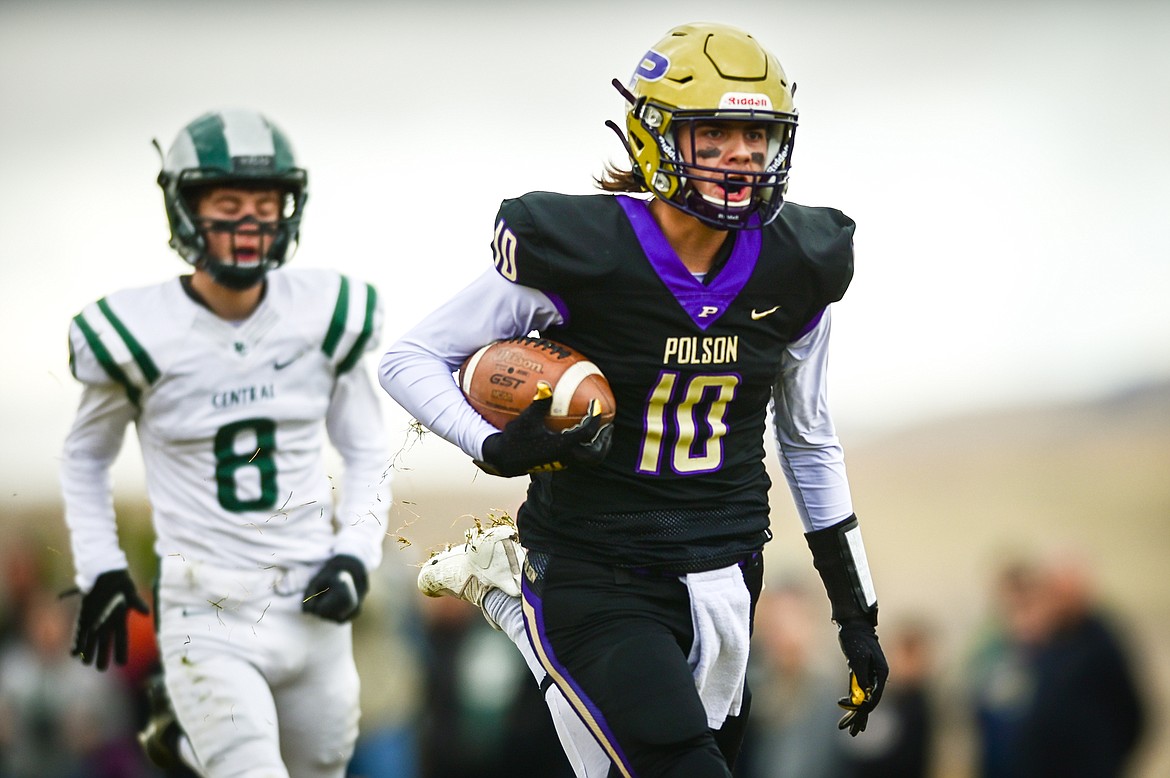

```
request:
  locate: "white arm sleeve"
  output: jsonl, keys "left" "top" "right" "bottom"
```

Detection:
{"left": 326, "top": 361, "right": 393, "bottom": 573}
{"left": 771, "top": 308, "right": 855, "bottom": 532}
{"left": 379, "top": 270, "right": 563, "bottom": 459}
{"left": 60, "top": 382, "right": 137, "bottom": 591}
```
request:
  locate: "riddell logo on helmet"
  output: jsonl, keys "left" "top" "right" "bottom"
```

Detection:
{"left": 232, "top": 155, "right": 276, "bottom": 172}
{"left": 720, "top": 93, "right": 773, "bottom": 110}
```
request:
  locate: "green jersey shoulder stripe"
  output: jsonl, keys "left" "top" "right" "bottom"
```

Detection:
{"left": 97, "top": 298, "right": 161, "bottom": 384}
{"left": 337, "top": 283, "right": 377, "bottom": 375}
{"left": 323, "top": 275, "right": 350, "bottom": 358}
{"left": 72, "top": 312, "right": 142, "bottom": 407}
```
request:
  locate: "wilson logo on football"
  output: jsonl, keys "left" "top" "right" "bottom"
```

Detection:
{"left": 459, "top": 337, "right": 616, "bottom": 432}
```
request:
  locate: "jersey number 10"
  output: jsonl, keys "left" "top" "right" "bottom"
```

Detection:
{"left": 637, "top": 372, "right": 738, "bottom": 475}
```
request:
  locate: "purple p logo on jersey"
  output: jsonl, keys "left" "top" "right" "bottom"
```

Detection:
{"left": 633, "top": 49, "right": 669, "bottom": 82}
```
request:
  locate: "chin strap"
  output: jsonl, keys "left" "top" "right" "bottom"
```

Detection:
{"left": 606, "top": 78, "right": 637, "bottom": 156}
{"left": 605, "top": 77, "right": 649, "bottom": 190}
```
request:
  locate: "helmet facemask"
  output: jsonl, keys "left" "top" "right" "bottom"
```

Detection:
{"left": 638, "top": 103, "right": 796, "bottom": 229}
{"left": 173, "top": 177, "right": 306, "bottom": 290}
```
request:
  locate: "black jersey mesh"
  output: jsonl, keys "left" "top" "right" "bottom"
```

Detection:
{"left": 521, "top": 502, "right": 770, "bottom": 574}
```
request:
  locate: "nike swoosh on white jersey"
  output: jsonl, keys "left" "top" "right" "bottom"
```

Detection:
{"left": 274, "top": 350, "right": 307, "bottom": 370}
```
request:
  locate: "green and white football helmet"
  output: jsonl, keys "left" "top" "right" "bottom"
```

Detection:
{"left": 621, "top": 23, "right": 798, "bottom": 229}
{"left": 158, "top": 109, "right": 308, "bottom": 289}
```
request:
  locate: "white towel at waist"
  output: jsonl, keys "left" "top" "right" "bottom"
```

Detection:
{"left": 685, "top": 564, "right": 752, "bottom": 728}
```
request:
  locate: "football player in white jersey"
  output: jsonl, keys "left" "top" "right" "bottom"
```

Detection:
{"left": 60, "top": 109, "right": 391, "bottom": 778}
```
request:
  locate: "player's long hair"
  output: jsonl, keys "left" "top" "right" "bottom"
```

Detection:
{"left": 594, "top": 160, "right": 647, "bottom": 194}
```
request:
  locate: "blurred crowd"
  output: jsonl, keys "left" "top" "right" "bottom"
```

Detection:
{"left": 736, "top": 547, "right": 1148, "bottom": 778}
{"left": 964, "top": 550, "right": 1147, "bottom": 778}
{"left": 0, "top": 526, "right": 1150, "bottom": 778}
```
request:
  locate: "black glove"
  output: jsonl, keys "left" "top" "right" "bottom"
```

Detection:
{"left": 302, "top": 554, "right": 369, "bottom": 623}
{"left": 474, "top": 382, "right": 613, "bottom": 477}
{"left": 805, "top": 515, "right": 888, "bottom": 736}
{"left": 835, "top": 621, "right": 889, "bottom": 735}
{"left": 70, "top": 569, "right": 150, "bottom": 671}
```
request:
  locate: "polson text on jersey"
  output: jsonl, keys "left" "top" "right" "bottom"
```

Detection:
{"left": 662, "top": 335, "right": 739, "bottom": 365}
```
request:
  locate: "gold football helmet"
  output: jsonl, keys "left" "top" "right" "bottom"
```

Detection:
{"left": 620, "top": 23, "right": 797, "bottom": 229}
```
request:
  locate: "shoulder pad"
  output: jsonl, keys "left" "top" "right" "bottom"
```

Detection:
{"left": 491, "top": 196, "right": 541, "bottom": 286}
{"left": 68, "top": 296, "right": 161, "bottom": 406}
{"left": 322, "top": 274, "right": 383, "bottom": 374}
{"left": 774, "top": 204, "right": 856, "bottom": 303}
{"left": 491, "top": 193, "right": 622, "bottom": 291}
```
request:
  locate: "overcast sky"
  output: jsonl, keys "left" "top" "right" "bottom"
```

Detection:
{"left": 2, "top": 0, "right": 1168, "bottom": 501}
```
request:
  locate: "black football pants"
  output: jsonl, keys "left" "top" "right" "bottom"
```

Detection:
{"left": 522, "top": 553, "right": 764, "bottom": 778}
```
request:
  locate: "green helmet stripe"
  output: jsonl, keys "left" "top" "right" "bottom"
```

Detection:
{"left": 337, "top": 283, "right": 377, "bottom": 374}
{"left": 97, "top": 298, "right": 160, "bottom": 385}
{"left": 271, "top": 124, "right": 295, "bottom": 170}
{"left": 186, "top": 112, "right": 231, "bottom": 171}
{"left": 323, "top": 275, "right": 351, "bottom": 357}
{"left": 72, "top": 312, "right": 141, "bottom": 407}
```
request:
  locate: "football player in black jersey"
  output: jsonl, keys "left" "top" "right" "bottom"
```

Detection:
{"left": 381, "top": 22, "right": 888, "bottom": 778}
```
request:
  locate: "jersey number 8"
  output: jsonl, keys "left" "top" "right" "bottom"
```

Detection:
{"left": 214, "top": 418, "right": 278, "bottom": 512}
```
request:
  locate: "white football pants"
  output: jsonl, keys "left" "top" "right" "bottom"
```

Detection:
{"left": 157, "top": 557, "right": 360, "bottom": 778}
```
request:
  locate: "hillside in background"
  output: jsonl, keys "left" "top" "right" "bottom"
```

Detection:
{"left": 6, "top": 381, "right": 1168, "bottom": 776}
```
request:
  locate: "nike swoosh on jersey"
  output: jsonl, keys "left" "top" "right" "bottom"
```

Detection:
{"left": 750, "top": 305, "right": 781, "bottom": 320}
{"left": 273, "top": 350, "right": 306, "bottom": 370}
